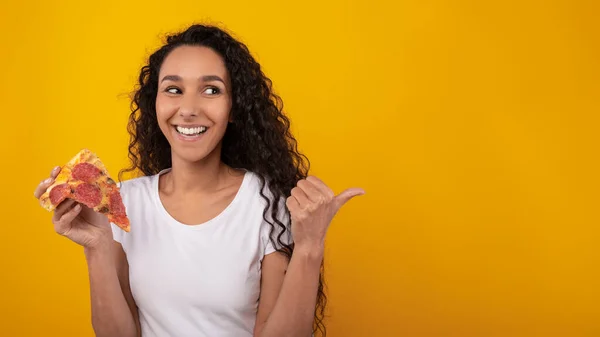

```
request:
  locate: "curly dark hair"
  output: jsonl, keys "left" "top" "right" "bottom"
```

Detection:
{"left": 118, "top": 24, "right": 327, "bottom": 336}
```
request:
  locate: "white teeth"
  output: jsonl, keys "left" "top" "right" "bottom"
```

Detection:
{"left": 176, "top": 126, "right": 207, "bottom": 135}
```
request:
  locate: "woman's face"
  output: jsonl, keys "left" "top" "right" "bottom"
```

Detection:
{"left": 156, "top": 45, "right": 232, "bottom": 164}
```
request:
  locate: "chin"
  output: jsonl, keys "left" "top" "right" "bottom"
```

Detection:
{"left": 171, "top": 146, "right": 219, "bottom": 164}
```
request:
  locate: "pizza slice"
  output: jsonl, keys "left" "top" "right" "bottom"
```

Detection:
{"left": 39, "top": 149, "right": 130, "bottom": 232}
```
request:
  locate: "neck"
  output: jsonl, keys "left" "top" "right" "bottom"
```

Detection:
{"left": 164, "top": 150, "right": 233, "bottom": 195}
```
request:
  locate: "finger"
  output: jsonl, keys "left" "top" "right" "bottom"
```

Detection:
{"left": 34, "top": 167, "right": 61, "bottom": 199}
{"left": 52, "top": 199, "right": 76, "bottom": 222}
{"left": 34, "top": 177, "right": 55, "bottom": 199}
{"left": 286, "top": 195, "right": 301, "bottom": 213}
{"left": 306, "top": 176, "right": 335, "bottom": 199}
{"left": 50, "top": 166, "right": 61, "bottom": 179}
{"left": 333, "top": 188, "right": 366, "bottom": 210}
{"left": 54, "top": 204, "right": 81, "bottom": 235}
{"left": 297, "top": 179, "right": 322, "bottom": 203}
{"left": 291, "top": 186, "right": 310, "bottom": 208}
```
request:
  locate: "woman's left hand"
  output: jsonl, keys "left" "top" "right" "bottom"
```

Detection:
{"left": 287, "top": 176, "right": 365, "bottom": 253}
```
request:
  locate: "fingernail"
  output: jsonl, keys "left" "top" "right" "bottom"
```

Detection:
{"left": 53, "top": 166, "right": 60, "bottom": 173}
{"left": 74, "top": 204, "right": 81, "bottom": 211}
{"left": 44, "top": 178, "right": 52, "bottom": 184}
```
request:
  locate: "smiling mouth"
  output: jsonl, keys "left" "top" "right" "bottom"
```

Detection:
{"left": 174, "top": 125, "right": 209, "bottom": 136}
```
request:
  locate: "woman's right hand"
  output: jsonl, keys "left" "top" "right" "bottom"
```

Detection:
{"left": 34, "top": 166, "right": 113, "bottom": 249}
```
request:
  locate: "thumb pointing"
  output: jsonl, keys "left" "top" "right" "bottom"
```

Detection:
{"left": 333, "top": 188, "right": 365, "bottom": 211}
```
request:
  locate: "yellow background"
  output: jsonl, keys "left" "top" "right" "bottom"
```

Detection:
{"left": 1, "top": 0, "right": 598, "bottom": 336}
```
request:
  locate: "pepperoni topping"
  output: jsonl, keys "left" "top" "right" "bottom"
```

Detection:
{"left": 74, "top": 183, "right": 102, "bottom": 208}
{"left": 72, "top": 163, "right": 102, "bottom": 183}
{"left": 49, "top": 184, "right": 72, "bottom": 205}
{"left": 109, "top": 190, "right": 126, "bottom": 216}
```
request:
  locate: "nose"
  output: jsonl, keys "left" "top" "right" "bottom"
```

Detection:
{"left": 178, "top": 93, "right": 199, "bottom": 118}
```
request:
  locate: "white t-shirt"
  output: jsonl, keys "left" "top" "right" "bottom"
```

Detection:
{"left": 111, "top": 169, "right": 292, "bottom": 337}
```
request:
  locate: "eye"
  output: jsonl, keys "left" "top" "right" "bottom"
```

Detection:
{"left": 203, "top": 87, "right": 221, "bottom": 95}
{"left": 165, "top": 87, "right": 181, "bottom": 94}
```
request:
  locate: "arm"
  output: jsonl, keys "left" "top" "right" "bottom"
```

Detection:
{"left": 254, "top": 248, "right": 322, "bottom": 337}
{"left": 33, "top": 167, "right": 141, "bottom": 337}
{"left": 86, "top": 240, "right": 140, "bottom": 337}
{"left": 256, "top": 175, "right": 364, "bottom": 337}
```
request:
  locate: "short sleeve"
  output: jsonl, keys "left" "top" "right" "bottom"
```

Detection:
{"left": 262, "top": 197, "right": 294, "bottom": 256}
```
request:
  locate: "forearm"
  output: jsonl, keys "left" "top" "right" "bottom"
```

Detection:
{"left": 85, "top": 245, "right": 137, "bottom": 337}
{"left": 259, "top": 245, "right": 323, "bottom": 337}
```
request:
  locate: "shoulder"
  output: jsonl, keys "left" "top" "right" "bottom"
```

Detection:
{"left": 242, "top": 171, "right": 293, "bottom": 250}
{"left": 114, "top": 173, "right": 160, "bottom": 212}
{"left": 237, "top": 170, "right": 289, "bottom": 228}
{"left": 117, "top": 173, "right": 156, "bottom": 196}
{"left": 111, "top": 173, "right": 158, "bottom": 243}
{"left": 242, "top": 171, "right": 286, "bottom": 210}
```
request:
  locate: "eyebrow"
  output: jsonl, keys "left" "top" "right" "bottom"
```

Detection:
{"left": 160, "top": 75, "right": 225, "bottom": 84}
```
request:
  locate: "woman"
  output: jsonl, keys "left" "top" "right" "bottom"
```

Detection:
{"left": 34, "top": 24, "right": 364, "bottom": 337}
